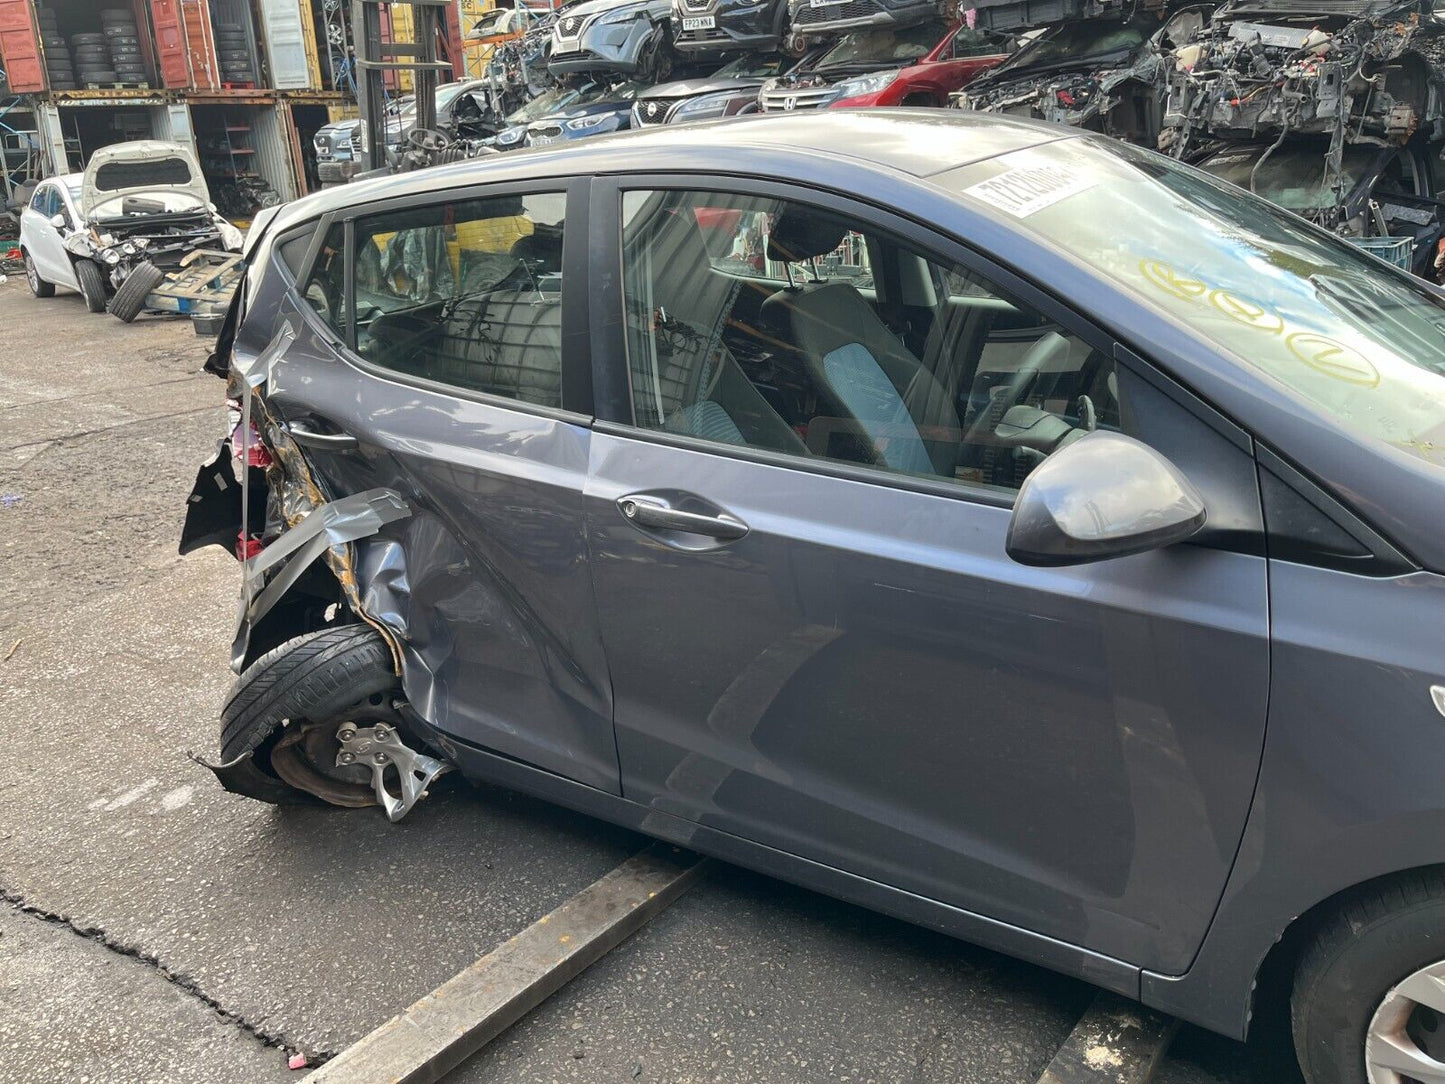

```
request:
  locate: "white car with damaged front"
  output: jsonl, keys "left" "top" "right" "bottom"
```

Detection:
{"left": 19, "top": 140, "right": 242, "bottom": 316}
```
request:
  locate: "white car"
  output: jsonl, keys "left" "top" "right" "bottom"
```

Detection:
{"left": 19, "top": 140, "right": 242, "bottom": 315}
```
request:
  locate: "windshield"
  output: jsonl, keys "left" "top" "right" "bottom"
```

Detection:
{"left": 943, "top": 139, "right": 1445, "bottom": 470}
{"left": 1198, "top": 143, "right": 1380, "bottom": 212}
{"left": 817, "top": 20, "right": 948, "bottom": 69}
{"left": 508, "top": 82, "right": 591, "bottom": 122}
{"left": 714, "top": 53, "right": 789, "bottom": 78}
{"left": 401, "top": 83, "right": 469, "bottom": 120}
{"left": 998, "top": 20, "right": 1148, "bottom": 73}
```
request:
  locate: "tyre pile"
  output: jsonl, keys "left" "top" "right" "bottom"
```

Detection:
{"left": 37, "top": 7, "right": 74, "bottom": 90}
{"left": 213, "top": 21, "right": 255, "bottom": 85}
{"left": 57, "top": 8, "right": 149, "bottom": 88}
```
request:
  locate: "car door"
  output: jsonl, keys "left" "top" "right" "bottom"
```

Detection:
{"left": 257, "top": 178, "right": 623, "bottom": 793}
{"left": 582, "top": 179, "right": 1271, "bottom": 975}
{"left": 22, "top": 184, "right": 74, "bottom": 286}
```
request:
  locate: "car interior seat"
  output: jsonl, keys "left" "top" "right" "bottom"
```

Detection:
{"left": 759, "top": 206, "right": 961, "bottom": 478}
{"left": 625, "top": 199, "right": 807, "bottom": 454}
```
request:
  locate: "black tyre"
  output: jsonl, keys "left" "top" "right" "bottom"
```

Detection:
{"left": 23, "top": 250, "right": 55, "bottom": 298}
{"left": 74, "top": 46, "right": 109, "bottom": 58}
{"left": 73, "top": 258, "right": 107, "bottom": 313}
{"left": 71, "top": 32, "right": 105, "bottom": 45}
{"left": 110, "top": 44, "right": 141, "bottom": 57}
{"left": 221, "top": 625, "right": 396, "bottom": 765}
{"left": 83, "top": 70, "right": 120, "bottom": 83}
{"left": 1292, "top": 868, "right": 1445, "bottom": 1084}
{"left": 214, "top": 21, "right": 245, "bottom": 32}
{"left": 219, "top": 48, "right": 249, "bottom": 61}
{"left": 107, "top": 261, "right": 164, "bottom": 322}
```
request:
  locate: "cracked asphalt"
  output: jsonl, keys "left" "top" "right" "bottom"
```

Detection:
{"left": 0, "top": 277, "right": 1302, "bottom": 1083}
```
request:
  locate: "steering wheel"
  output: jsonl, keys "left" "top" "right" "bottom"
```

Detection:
{"left": 962, "top": 331, "right": 1072, "bottom": 448}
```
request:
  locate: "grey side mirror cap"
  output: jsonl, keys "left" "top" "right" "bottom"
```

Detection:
{"left": 1006, "top": 431, "right": 1207, "bottom": 566}
{"left": 50, "top": 213, "right": 66, "bottom": 230}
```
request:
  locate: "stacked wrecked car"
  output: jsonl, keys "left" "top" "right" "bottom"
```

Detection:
{"left": 952, "top": 0, "right": 1445, "bottom": 275}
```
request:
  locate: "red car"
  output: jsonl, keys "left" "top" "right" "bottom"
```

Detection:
{"left": 758, "top": 18, "right": 1011, "bottom": 111}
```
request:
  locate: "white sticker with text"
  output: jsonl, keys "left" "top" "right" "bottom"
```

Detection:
{"left": 962, "top": 162, "right": 1098, "bottom": 218}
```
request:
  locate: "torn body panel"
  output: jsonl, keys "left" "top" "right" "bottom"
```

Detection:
{"left": 952, "top": 15, "right": 1176, "bottom": 142}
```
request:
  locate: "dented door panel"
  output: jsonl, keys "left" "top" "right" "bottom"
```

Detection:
{"left": 261, "top": 304, "right": 620, "bottom": 794}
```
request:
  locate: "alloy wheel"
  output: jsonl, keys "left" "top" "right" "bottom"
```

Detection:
{"left": 1368, "top": 960, "right": 1445, "bottom": 1082}
{"left": 24, "top": 253, "right": 39, "bottom": 294}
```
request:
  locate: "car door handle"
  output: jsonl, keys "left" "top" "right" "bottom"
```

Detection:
{"left": 617, "top": 494, "right": 748, "bottom": 540}
{"left": 285, "top": 419, "right": 359, "bottom": 451}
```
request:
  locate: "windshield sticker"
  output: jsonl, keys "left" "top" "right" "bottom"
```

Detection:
{"left": 962, "top": 163, "right": 1098, "bottom": 218}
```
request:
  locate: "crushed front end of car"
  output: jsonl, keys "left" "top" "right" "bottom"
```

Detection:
{"left": 1158, "top": 0, "right": 1445, "bottom": 272}
{"left": 1160, "top": 0, "right": 1445, "bottom": 157}
{"left": 952, "top": 2, "right": 1179, "bottom": 143}
{"left": 75, "top": 140, "right": 243, "bottom": 294}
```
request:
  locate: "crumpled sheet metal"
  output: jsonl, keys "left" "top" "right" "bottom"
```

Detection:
{"left": 229, "top": 317, "right": 412, "bottom": 673}
{"left": 231, "top": 488, "right": 412, "bottom": 671}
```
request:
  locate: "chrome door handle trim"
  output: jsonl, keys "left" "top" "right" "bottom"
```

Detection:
{"left": 286, "top": 420, "right": 359, "bottom": 451}
{"left": 617, "top": 494, "right": 748, "bottom": 540}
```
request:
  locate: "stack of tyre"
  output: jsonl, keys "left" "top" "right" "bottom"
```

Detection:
{"left": 214, "top": 23, "right": 255, "bottom": 85}
{"left": 38, "top": 8, "right": 76, "bottom": 91}
{"left": 101, "top": 8, "right": 148, "bottom": 85}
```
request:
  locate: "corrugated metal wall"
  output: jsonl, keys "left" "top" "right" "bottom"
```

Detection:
{"left": 250, "top": 101, "right": 296, "bottom": 202}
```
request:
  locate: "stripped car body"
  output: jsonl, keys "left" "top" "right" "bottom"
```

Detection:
{"left": 1157, "top": 0, "right": 1445, "bottom": 269}
{"left": 952, "top": 5, "right": 1186, "bottom": 143}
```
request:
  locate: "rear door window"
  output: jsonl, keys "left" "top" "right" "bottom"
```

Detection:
{"left": 325, "top": 193, "right": 570, "bottom": 408}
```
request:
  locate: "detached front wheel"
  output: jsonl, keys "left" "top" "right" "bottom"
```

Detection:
{"left": 108, "top": 260, "right": 164, "bottom": 322}
{"left": 1292, "top": 869, "right": 1445, "bottom": 1084}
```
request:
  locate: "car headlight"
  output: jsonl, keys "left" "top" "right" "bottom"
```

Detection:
{"left": 595, "top": 3, "right": 648, "bottom": 25}
{"left": 565, "top": 113, "right": 615, "bottom": 131}
{"left": 833, "top": 69, "right": 901, "bottom": 100}
{"left": 100, "top": 248, "right": 122, "bottom": 265}
{"left": 673, "top": 92, "right": 732, "bottom": 121}
{"left": 496, "top": 126, "right": 526, "bottom": 144}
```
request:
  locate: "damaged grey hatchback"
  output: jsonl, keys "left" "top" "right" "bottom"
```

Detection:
{"left": 182, "top": 112, "right": 1445, "bottom": 1084}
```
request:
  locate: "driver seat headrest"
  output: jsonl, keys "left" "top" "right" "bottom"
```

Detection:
{"left": 766, "top": 205, "right": 851, "bottom": 263}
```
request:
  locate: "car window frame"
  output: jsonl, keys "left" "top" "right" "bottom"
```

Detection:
{"left": 590, "top": 171, "right": 1193, "bottom": 511}
{"left": 287, "top": 175, "right": 594, "bottom": 423}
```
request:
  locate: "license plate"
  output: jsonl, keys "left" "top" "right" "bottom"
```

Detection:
{"left": 681, "top": 15, "right": 716, "bottom": 29}
{"left": 531, "top": 133, "right": 558, "bottom": 146}
{"left": 551, "top": 40, "right": 579, "bottom": 53}
{"left": 809, "top": 0, "right": 843, "bottom": 7}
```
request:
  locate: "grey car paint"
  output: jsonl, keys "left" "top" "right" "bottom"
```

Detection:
{"left": 231, "top": 111, "right": 1445, "bottom": 1042}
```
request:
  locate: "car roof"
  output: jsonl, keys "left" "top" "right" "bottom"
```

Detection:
{"left": 270, "top": 111, "right": 1072, "bottom": 228}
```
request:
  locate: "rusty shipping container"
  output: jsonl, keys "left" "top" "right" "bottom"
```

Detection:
{"left": 151, "top": 0, "right": 219, "bottom": 90}
{"left": 0, "top": 0, "right": 44, "bottom": 93}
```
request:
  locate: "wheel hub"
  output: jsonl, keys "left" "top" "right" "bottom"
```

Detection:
{"left": 1367, "top": 960, "right": 1445, "bottom": 1083}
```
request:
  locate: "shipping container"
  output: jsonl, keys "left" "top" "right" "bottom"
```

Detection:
{"left": 207, "top": 0, "right": 262, "bottom": 86}
{"left": 150, "top": 0, "right": 219, "bottom": 90}
{"left": 45, "top": 99, "right": 173, "bottom": 173}
{"left": 286, "top": 100, "right": 330, "bottom": 193}
{"left": 252, "top": 0, "right": 310, "bottom": 89}
{"left": 5, "top": 0, "right": 162, "bottom": 93}
{"left": 187, "top": 99, "right": 294, "bottom": 223}
{"left": 0, "top": 0, "right": 44, "bottom": 94}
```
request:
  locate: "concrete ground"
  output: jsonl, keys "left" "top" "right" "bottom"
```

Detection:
{"left": 0, "top": 277, "right": 1302, "bottom": 1084}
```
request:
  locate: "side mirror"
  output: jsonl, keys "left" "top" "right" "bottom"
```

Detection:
{"left": 50, "top": 213, "right": 67, "bottom": 230}
{"left": 1006, "top": 431, "right": 1206, "bottom": 566}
